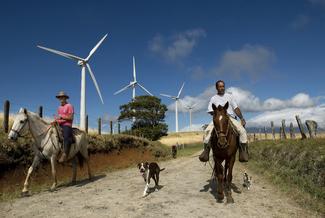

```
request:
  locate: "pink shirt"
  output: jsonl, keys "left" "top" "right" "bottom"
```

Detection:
{"left": 56, "top": 103, "right": 74, "bottom": 127}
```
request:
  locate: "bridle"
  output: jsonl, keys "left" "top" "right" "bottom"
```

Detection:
{"left": 11, "top": 115, "right": 29, "bottom": 137}
{"left": 213, "top": 114, "right": 231, "bottom": 147}
{"left": 11, "top": 112, "right": 51, "bottom": 138}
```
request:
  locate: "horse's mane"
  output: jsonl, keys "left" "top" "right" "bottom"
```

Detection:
{"left": 27, "top": 110, "right": 50, "bottom": 125}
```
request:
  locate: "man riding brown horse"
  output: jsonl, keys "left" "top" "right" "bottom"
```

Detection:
{"left": 199, "top": 80, "right": 249, "bottom": 162}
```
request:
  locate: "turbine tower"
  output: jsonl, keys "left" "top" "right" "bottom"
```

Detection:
{"left": 37, "top": 34, "right": 107, "bottom": 130}
{"left": 114, "top": 56, "right": 153, "bottom": 100}
{"left": 185, "top": 103, "right": 197, "bottom": 131}
{"left": 160, "top": 82, "right": 185, "bottom": 133}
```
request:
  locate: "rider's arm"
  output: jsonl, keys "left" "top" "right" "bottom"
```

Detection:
{"left": 59, "top": 113, "right": 74, "bottom": 121}
{"left": 234, "top": 107, "right": 246, "bottom": 126}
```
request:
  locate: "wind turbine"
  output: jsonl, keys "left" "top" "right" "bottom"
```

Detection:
{"left": 114, "top": 56, "right": 153, "bottom": 100}
{"left": 37, "top": 34, "right": 107, "bottom": 130}
{"left": 160, "top": 82, "right": 185, "bottom": 133}
{"left": 185, "top": 103, "right": 197, "bottom": 131}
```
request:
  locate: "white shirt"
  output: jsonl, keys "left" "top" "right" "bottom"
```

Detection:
{"left": 207, "top": 92, "right": 238, "bottom": 118}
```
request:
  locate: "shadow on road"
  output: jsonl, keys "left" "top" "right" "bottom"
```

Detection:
{"left": 56, "top": 174, "right": 107, "bottom": 189}
{"left": 200, "top": 179, "right": 241, "bottom": 202}
{"left": 144, "top": 185, "right": 164, "bottom": 197}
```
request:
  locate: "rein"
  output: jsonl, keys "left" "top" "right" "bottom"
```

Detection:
{"left": 11, "top": 119, "right": 29, "bottom": 137}
{"left": 13, "top": 113, "right": 58, "bottom": 158}
{"left": 213, "top": 115, "right": 232, "bottom": 148}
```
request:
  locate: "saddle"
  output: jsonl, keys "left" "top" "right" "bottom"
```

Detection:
{"left": 52, "top": 123, "right": 80, "bottom": 148}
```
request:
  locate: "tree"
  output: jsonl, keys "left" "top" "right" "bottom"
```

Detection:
{"left": 118, "top": 96, "right": 168, "bottom": 140}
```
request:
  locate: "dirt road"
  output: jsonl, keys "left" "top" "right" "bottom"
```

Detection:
{"left": 0, "top": 152, "right": 320, "bottom": 218}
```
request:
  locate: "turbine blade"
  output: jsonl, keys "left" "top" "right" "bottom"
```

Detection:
{"left": 160, "top": 93, "right": 174, "bottom": 99}
{"left": 137, "top": 83, "right": 153, "bottom": 96}
{"left": 133, "top": 56, "right": 137, "bottom": 82}
{"left": 37, "top": 45, "right": 84, "bottom": 61}
{"left": 192, "top": 102, "right": 198, "bottom": 108}
{"left": 86, "top": 34, "right": 108, "bottom": 61}
{"left": 177, "top": 82, "right": 185, "bottom": 98}
{"left": 114, "top": 84, "right": 132, "bottom": 95}
{"left": 86, "top": 63, "right": 104, "bottom": 104}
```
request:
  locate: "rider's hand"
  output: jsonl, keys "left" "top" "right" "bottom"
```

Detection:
{"left": 241, "top": 118, "right": 246, "bottom": 127}
{"left": 50, "top": 121, "right": 57, "bottom": 125}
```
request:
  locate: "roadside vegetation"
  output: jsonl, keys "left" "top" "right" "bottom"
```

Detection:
{"left": 247, "top": 138, "right": 325, "bottom": 214}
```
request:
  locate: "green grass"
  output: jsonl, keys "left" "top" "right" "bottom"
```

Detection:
{"left": 174, "top": 143, "right": 203, "bottom": 157}
{"left": 247, "top": 138, "right": 325, "bottom": 214}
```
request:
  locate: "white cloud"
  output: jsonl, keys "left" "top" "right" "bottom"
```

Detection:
{"left": 167, "top": 86, "right": 320, "bottom": 113}
{"left": 180, "top": 124, "right": 205, "bottom": 132}
{"left": 291, "top": 14, "right": 310, "bottom": 31}
{"left": 228, "top": 87, "right": 316, "bottom": 112}
{"left": 247, "top": 105, "right": 325, "bottom": 128}
{"left": 214, "top": 44, "right": 275, "bottom": 79}
{"left": 165, "top": 86, "right": 324, "bottom": 128}
{"left": 149, "top": 28, "right": 206, "bottom": 63}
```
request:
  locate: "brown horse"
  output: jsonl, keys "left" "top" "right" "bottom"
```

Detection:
{"left": 210, "top": 102, "right": 239, "bottom": 203}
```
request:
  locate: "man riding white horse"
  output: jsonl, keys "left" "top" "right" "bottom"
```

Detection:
{"left": 53, "top": 91, "right": 74, "bottom": 163}
{"left": 199, "top": 80, "right": 249, "bottom": 162}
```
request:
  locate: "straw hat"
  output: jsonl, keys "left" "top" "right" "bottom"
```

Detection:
{"left": 55, "top": 91, "right": 69, "bottom": 99}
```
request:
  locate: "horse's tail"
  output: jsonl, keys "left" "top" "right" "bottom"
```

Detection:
{"left": 76, "top": 152, "right": 84, "bottom": 168}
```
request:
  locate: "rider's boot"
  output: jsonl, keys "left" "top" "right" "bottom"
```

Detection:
{"left": 59, "top": 142, "right": 70, "bottom": 163}
{"left": 239, "top": 143, "right": 249, "bottom": 162}
{"left": 58, "top": 152, "right": 67, "bottom": 163}
{"left": 199, "top": 143, "right": 210, "bottom": 162}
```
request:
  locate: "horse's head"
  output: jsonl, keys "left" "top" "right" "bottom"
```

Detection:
{"left": 212, "top": 102, "right": 230, "bottom": 147}
{"left": 8, "top": 108, "right": 29, "bottom": 141}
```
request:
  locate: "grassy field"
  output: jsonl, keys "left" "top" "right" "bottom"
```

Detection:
{"left": 247, "top": 138, "right": 325, "bottom": 214}
{"left": 159, "top": 131, "right": 204, "bottom": 146}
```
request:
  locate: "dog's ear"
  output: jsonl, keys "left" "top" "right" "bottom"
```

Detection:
{"left": 145, "top": 162, "right": 149, "bottom": 167}
{"left": 137, "top": 163, "right": 141, "bottom": 168}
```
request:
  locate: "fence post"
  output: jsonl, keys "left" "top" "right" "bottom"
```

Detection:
{"left": 279, "top": 126, "right": 283, "bottom": 140}
{"left": 271, "top": 121, "right": 275, "bottom": 140}
{"left": 85, "top": 115, "right": 88, "bottom": 134}
{"left": 281, "top": 119, "right": 287, "bottom": 139}
{"left": 264, "top": 126, "right": 267, "bottom": 140}
{"left": 289, "top": 122, "right": 295, "bottom": 139}
{"left": 118, "top": 122, "right": 121, "bottom": 134}
{"left": 110, "top": 121, "right": 113, "bottom": 134}
{"left": 98, "top": 118, "right": 101, "bottom": 135}
{"left": 295, "top": 115, "right": 307, "bottom": 139}
{"left": 38, "top": 106, "right": 43, "bottom": 118}
{"left": 3, "top": 100, "right": 10, "bottom": 133}
{"left": 305, "top": 120, "right": 317, "bottom": 138}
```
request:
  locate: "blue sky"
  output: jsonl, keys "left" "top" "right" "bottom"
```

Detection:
{"left": 1, "top": 0, "right": 325, "bottom": 131}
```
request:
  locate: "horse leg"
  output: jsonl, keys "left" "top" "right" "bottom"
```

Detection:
{"left": 224, "top": 159, "right": 231, "bottom": 203}
{"left": 71, "top": 156, "right": 77, "bottom": 185}
{"left": 50, "top": 154, "right": 58, "bottom": 191}
{"left": 226, "top": 155, "right": 236, "bottom": 204}
{"left": 215, "top": 160, "right": 224, "bottom": 202}
{"left": 224, "top": 159, "right": 229, "bottom": 184}
{"left": 22, "top": 155, "right": 41, "bottom": 196}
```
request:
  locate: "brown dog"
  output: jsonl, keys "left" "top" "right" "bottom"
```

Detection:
{"left": 137, "top": 162, "right": 165, "bottom": 197}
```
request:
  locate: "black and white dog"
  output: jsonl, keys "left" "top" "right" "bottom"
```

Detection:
{"left": 243, "top": 171, "right": 252, "bottom": 190}
{"left": 137, "top": 162, "right": 165, "bottom": 197}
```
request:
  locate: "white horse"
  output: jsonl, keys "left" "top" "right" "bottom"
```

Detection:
{"left": 8, "top": 108, "right": 92, "bottom": 195}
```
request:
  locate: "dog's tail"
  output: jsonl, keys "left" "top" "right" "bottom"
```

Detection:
{"left": 160, "top": 168, "right": 165, "bottom": 172}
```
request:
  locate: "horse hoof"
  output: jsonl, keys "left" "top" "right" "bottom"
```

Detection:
{"left": 70, "top": 181, "right": 77, "bottom": 186}
{"left": 21, "top": 191, "right": 31, "bottom": 197}
{"left": 227, "top": 198, "right": 234, "bottom": 204}
{"left": 217, "top": 199, "right": 223, "bottom": 203}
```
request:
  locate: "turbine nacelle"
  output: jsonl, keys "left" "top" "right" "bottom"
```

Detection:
{"left": 77, "top": 60, "right": 86, "bottom": 66}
